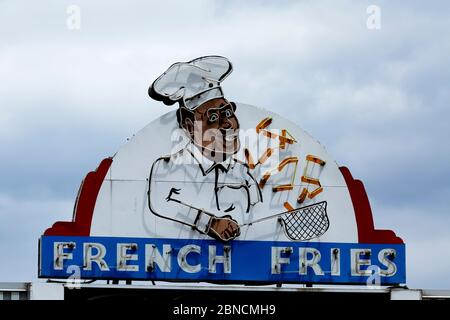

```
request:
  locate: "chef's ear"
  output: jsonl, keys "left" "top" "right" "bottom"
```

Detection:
{"left": 230, "top": 101, "right": 237, "bottom": 112}
{"left": 178, "top": 107, "right": 195, "bottom": 135}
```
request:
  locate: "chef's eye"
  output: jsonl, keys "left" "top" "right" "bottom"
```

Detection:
{"left": 224, "top": 109, "right": 233, "bottom": 118}
{"left": 208, "top": 113, "right": 219, "bottom": 122}
{"left": 221, "top": 106, "right": 234, "bottom": 118}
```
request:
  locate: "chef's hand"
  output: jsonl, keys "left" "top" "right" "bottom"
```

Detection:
{"left": 207, "top": 215, "right": 240, "bottom": 242}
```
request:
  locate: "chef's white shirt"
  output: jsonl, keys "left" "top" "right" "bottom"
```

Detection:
{"left": 148, "top": 143, "right": 262, "bottom": 231}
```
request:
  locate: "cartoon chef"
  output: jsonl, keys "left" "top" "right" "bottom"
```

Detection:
{"left": 147, "top": 56, "right": 262, "bottom": 242}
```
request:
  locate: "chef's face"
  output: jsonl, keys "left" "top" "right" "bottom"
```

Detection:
{"left": 183, "top": 98, "right": 240, "bottom": 161}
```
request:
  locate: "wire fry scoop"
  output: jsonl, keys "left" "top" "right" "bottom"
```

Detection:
{"left": 165, "top": 188, "right": 328, "bottom": 242}
{"left": 241, "top": 201, "right": 329, "bottom": 241}
{"left": 278, "top": 201, "right": 329, "bottom": 240}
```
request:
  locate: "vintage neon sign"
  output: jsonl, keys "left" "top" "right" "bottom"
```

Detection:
{"left": 39, "top": 56, "right": 405, "bottom": 285}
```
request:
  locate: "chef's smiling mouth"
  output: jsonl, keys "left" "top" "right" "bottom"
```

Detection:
{"left": 220, "top": 129, "right": 239, "bottom": 142}
{"left": 224, "top": 132, "right": 238, "bottom": 142}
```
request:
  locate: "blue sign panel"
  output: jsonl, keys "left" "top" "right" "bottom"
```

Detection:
{"left": 39, "top": 236, "right": 405, "bottom": 285}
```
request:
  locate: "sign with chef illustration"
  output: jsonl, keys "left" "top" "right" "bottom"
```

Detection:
{"left": 39, "top": 56, "right": 406, "bottom": 285}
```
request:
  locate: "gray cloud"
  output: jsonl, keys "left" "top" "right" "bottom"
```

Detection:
{"left": 0, "top": 193, "right": 73, "bottom": 281}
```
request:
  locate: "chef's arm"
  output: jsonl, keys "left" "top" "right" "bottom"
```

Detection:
{"left": 147, "top": 157, "right": 240, "bottom": 241}
{"left": 150, "top": 185, "right": 240, "bottom": 241}
{"left": 163, "top": 187, "right": 212, "bottom": 232}
{"left": 147, "top": 157, "right": 211, "bottom": 231}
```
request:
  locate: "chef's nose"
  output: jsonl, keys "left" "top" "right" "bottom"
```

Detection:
{"left": 220, "top": 117, "right": 232, "bottom": 129}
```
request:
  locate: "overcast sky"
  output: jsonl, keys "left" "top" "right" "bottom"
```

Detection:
{"left": 0, "top": 0, "right": 449, "bottom": 289}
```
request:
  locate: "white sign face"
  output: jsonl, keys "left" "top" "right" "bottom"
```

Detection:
{"left": 91, "top": 103, "right": 356, "bottom": 242}
{"left": 40, "top": 56, "right": 404, "bottom": 285}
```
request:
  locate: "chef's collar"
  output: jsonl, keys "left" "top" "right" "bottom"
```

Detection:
{"left": 186, "top": 143, "right": 233, "bottom": 175}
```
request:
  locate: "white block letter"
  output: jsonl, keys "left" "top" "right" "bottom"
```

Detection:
{"left": 378, "top": 249, "right": 397, "bottom": 277}
{"left": 83, "top": 243, "right": 109, "bottom": 271}
{"left": 271, "top": 247, "right": 292, "bottom": 274}
{"left": 117, "top": 243, "right": 139, "bottom": 272}
{"left": 331, "top": 248, "right": 341, "bottom": 276}
{"left": 208, "top": 246, "right": 231, "bottom": 274}
{"left": 54, "top": 242, "right": 74, "bottom": 270}
{"left": 299, "top": 248, "right": 324, "bottom": 275}
{"left": 145, "top": 244, "right": 171, "bottom": 273}
{"left": 351, "top": 249, "right": 372, "bottom": 276}
{"left": 178, "top": 245, "right": 201, "bottom": 273}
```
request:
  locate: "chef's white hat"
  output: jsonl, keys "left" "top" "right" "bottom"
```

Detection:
{"left": 149, "top": 56, "right": 233, "bottom": 110}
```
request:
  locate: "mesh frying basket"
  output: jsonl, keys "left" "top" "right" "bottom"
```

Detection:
{"left": 279, "top": 201, "right": 329, "bottom": 241}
